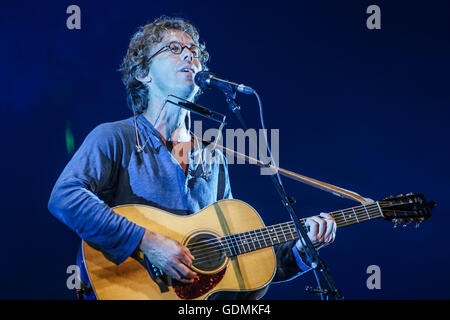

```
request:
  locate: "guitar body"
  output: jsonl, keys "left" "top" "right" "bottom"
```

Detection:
{"left": 82, "top": 199, "right": 276, "bottom": 300}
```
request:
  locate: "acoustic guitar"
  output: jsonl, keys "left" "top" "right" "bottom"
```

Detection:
{"left": 82, "top": 193, "right": 434, "bottom": 300}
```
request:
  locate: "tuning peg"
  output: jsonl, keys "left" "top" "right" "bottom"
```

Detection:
{"left": 397, "top": 194, "right": 404, "bottom": 198}
{"left": 406, "top": 192, "right": 414, "bottom": 196}
{"left": 403, "top": 221, "right": 411, "bottom": 227}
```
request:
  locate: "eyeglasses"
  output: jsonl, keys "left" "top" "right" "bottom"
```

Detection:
{"left": 147, "top": 41, "right": 206, "bottom": 62}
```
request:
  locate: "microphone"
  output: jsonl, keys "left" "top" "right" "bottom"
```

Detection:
{"left": 165, "top": 95, "right": 213, "bottom": 117}
{"left": 194, "top": 71, "right": 254, "bottom": 95}
{"left": 177, "top": 100, "right": 213, "bottom": 117}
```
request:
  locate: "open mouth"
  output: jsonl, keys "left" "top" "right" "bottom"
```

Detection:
{"left": 180, "top": 67, "right": 195, "bottom": 74}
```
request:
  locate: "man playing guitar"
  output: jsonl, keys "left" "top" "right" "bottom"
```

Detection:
{"left": 48, "top": 15, "right": 336, "bottom": 300}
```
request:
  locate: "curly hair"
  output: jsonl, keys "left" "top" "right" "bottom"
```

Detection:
{"left": 119, "top": 15, "right": 209, "bottom": 114}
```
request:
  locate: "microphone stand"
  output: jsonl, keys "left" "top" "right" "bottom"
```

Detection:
{"left": 223, "top": 88, "right": 343, "bottom": 300}
{"left": 224, "top": 90, "right": 248, "bottom": 129}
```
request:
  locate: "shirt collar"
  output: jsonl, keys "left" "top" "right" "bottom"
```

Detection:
{"left": 135, "top": 114, "right": 165, "bottom": 152}
{"left": 134, "top": 114, "right": 212, "bottom": 158}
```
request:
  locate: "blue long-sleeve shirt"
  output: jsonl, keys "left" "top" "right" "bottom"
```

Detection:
{"left": 48, "top": 115, "right": 310, "bottom": 299}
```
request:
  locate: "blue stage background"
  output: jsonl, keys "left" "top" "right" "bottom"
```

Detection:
{"left": 1, "top": 0, "right": 449, "bottom": 299}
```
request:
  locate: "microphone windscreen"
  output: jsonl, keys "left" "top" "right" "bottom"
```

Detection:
{"left": 194, "top": 71, "right": 213, "bottom": 90}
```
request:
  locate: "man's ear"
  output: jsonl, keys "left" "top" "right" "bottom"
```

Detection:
{"left": 135, "top": 72, "right": 152, "bottom": 84}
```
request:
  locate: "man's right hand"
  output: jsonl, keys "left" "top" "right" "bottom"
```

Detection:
{"left": 139, "top": 229, "right": 197, "bottom": 283}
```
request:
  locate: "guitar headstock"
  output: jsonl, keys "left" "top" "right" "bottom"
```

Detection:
{"left": 379, "top": 193, "right": 435, "bottom": 228}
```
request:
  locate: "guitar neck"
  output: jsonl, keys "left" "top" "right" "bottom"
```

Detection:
{"left": 221, "top": 202, "right": 384, "bottom": 257}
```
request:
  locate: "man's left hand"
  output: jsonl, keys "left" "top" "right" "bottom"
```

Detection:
{"left": 296, "top": 212, "right": 336, "bottom": 251}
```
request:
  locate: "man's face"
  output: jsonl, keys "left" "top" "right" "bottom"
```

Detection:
{"left": 146, "top": 29, "right": 203, "bottom": 100}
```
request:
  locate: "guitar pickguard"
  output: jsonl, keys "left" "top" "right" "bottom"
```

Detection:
{"left": 174, "top": 267, "right": 226, "bottom": 299}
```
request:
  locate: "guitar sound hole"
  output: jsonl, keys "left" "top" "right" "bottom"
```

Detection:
{"left": 187, "top": 233, "right": 226, "bottom": 272}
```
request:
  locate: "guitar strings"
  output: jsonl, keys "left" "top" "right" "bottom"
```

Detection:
{"left": 187, "top": 199, "right": 414, "bottom": 260}
{"left": 186, "top": 204, "right": 381, "bottom": 257}
{"left": 189, "top": 203, "right": 410, "bottom": 265}
{"left": 187, "top": 206, "right": 383, "bottom": 265}
{"left": 186, "top": 203, "right": 381, "bottom": 253}
{"left": 190, "top": 204, "right": 416, "bottom": 265}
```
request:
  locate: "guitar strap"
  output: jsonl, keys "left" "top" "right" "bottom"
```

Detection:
{"left": 217, "top": 160, "right": 226, "bottom": 200}
{"left": 201, "top": 138, "right": 373, "bottom": 205}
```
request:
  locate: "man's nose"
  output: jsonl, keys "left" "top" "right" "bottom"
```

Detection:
{"left": 181, "top": 47, "right": 194, "bottom": 62}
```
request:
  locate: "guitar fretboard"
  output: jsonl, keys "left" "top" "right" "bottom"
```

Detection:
{"left": 221, "top": 202, "right": 383, "bottom": 257}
